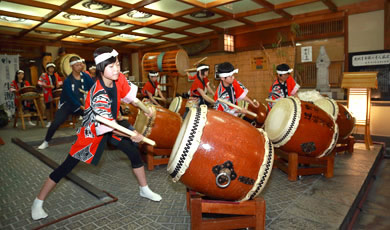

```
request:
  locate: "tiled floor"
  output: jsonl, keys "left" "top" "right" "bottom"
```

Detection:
{"left": 0, "top": 121, "right": 388, "bottom": 229}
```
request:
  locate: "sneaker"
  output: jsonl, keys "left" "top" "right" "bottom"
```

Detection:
{"left": 29, "top": 121, "right": 36, "bottom": 126}
{"left": 45, "top": 121, "right": 51, "bottom": 128}
{"left": 38, "top": 141, "right": 49, "bottom": 150}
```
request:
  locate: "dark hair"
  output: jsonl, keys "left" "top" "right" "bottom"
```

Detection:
{"left": 276, "top": 63, "right": 290, "bottom": 72}
{"left": 93, "top": 46, "right": 117, "bottom": 80}
{"left": 69, "top": 56, "right": 80, "bottom": 63}
{"left": 42, "top": 52, "right": 52, "bottom": 57}
{"left": 58, "top": 47, "right": 66, "bottom": 55}
{"left": 45, "top": 62, "right": 56, "bottom": 71}
{"left": 14, "top": 70, "right": 24, "bottom": 82}
{"left": 196, "top": 64, "right": 209, "bottom": 78}
{"left": 217, "top": 62, "right": 234, "bottom": 74}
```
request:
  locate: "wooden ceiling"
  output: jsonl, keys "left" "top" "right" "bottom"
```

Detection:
{"left": 0, "top": 0, "right": 382, "bottom": 52}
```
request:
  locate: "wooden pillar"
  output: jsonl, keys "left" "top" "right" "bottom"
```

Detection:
{"left": 385, "top": 0, "right": 390, "bottom": 49}
{"left": 344, "top": 13, "right": 349, "bottom": 71}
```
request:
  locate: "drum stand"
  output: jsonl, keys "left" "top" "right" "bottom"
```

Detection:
{"left": 273, "top": 149, "right": 335, "bottom": 181}
{"left": 334, "top": 136, "right": 355, "bottom": 154}
{"left": 186, "top": 189, "right": 266, "bottom": 230}
{"left": 14, "top": 94, "right": 45, "bottom": 130}
{"left": 140, "top": 144, "right": 170, "bottom": 171}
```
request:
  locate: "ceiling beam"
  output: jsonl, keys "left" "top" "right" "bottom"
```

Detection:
{"left": 274, "top": 0, "right": 319, "bottom": 10}
{"left": 252, "top": 0, "right": 293, "bottom": 20}
{"left": 3, "top": 0, "right": 61, "bottom": 11}
{"left": 320, "top": 0, "right": 338, "bottom": 12}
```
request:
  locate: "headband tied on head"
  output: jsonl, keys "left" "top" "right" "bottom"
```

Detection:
{"left": 70, "top": 59, "right": 83, "bottom": 66}
{"left": 276, "top": 69, "right": 293, "bottom": 75}
{"left": 219, "top": 69, "right": 238, "bottom": 78}
{"left": 94, "top": 49, "right": 118, "bottom": 65}
{"left": 46, "top": 63, "right": 56, "bottom": 69}
{"left": 17, "top": 70, "right": 24, "bottom": 74}
{"left": 123, "top": 70, "right": 129, "bottom": 74}
{"left": 197, "top": 65, "right": 209, "bottom": 72}
{"left": 89, "top": 66, "right": 96, "bottom": 70}
{"left": 149, "top": 72, "right": 159, "bottom": 77}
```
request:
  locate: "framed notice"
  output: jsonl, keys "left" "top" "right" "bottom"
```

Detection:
{"left": 301, "top": 46, "right": 312, "bottom": 62}
{"left": 251, "top": 57, "right": 267, "bottom": 70}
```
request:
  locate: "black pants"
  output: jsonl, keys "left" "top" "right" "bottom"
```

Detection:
{"left": 45, "top": 103, "right": 83, "bottom": 142}
{"left": 49, "top": 135, "right": 144, "bottom": 183}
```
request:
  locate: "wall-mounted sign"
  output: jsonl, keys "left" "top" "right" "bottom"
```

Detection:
{"left": 352, "top": 53, "right": 390, "bottom": 66}
{"left": 301, "top": 46, "right": 312, "bottom": 62}
{"left": 251, "top": 57, "right": 267, "bottom": 70}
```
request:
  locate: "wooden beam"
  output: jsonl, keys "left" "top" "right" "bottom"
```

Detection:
{"left": 4, "top": 0, "right": 61, "bottom": 11}
{"left": 338, "top": 0, "right": 385, "bottom": 15}
{"left": 0, "top": 10, "right": 43, "bottom": 21}
{"left": 275, "top": 0, "right": 318, "bottom": 10}
{"left": 385, "top": 0, "right": 390, "bottom": 49}
{"left": 320, "top": 0, "right": 338, "bottom": 12}
{"left": 344, "top": 13, "right": 349, "bottom": 71}
{"left": 252, "top": 0, "right": 293, "bottom": 20}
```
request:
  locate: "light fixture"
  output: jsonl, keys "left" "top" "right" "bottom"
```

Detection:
{"left": 104, "top": 20, "right": 126, "bottom": 27}
{"left": 0, "top": 15, "right": 25, "bottom": 22}
{"left": 342, "top": 72, "right": 378, "bottom": 150}
{"left": 296, "top": 42, "right": 302, "bottom": 46}
{"left": 63, "top": 13, "right": 85, "bottom": 20}
{"left": 127, "top": 10, "right": 152, "bottom": 19}
{"left": 224, "top": 34, "right": 234, "bottom": 52}
{"left": 82, "top": 0, "right": 112, "bottom": 10}
{"left": 190, "top": 10, "right": 215, "bottom": 18}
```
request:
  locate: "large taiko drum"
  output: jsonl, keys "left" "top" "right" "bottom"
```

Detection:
{"left": 55, "top": 54, "right": 82, "bottom": 78}
{"left": 264, "top": 97, "right": 338, "bottom": 158}
{"left": 142, "top": 49, "right": 189, "bottom": 76}
{"left": 238, "top": 100, "right": 268, "bottom": 127}
{"left": 313, "top": 98, "right": 356, "bottom": 141}
{"left": 134, "top": 105, "right": 182, "bottom": 149}
{"left": 120, "top": 103, "right": 139, "bottom": 125}
{"left": 168, "top": 96, "right": 187, "bottom": 116}
{"left": 167, "top": 105, "right": 274, "bottom": 201}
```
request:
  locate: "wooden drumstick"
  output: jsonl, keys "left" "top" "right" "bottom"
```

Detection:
{"left": 217, "top": 98, "right": 257, "bottom": 118}
{"left": 153, "top": 96, "right": 165, "bottom": 101}
{"left": 193, "top": 57, "right": 208, "bottom": 66}
{"left": 96, "top": 115, "right": 156, "bottom": 146}
{"left": 184, "top": 68, "right": 197, "bottom": 72}
{"left": 265, "top": 98, "right": 278, "bottom": 103}
{"left": 134, "top": 98, "right": 151, "bottom": 115}
{"left": 79, "top": 88, "right": 87, "bottom": 95}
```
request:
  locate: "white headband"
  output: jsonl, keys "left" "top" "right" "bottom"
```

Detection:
{"left": 17, "top": 70, "right": 24, "bottom": 74}
{"left": 149, "top": 72, "right": 159, "bottom": 77}
{"left": 277, "top": 69, "right": 293, "bottom": 75}
{"left": 89, "top": 66, "right": 96, "bottom": 70}
{"left": 218, "top": 69, "right": 238, "bottom": 78}
{"left": 70, "top": 59, "right": 83, "bottom": 66}
{"left": 123, "top": 70, "right": 129, "bottom": 74}
{"left": 94, "top": 49, "right": 118, "bottom": 65}
{"left": 197, "top": 65, "right": 209, "bottom": 71}
{"left": 46, "top": 63, "right": 56, "bottom": 69}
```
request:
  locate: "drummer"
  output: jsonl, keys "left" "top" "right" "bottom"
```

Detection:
{"left": 38, "top": 56, "right": 94, "bottom": 150}
{"left": 141, "top": 71, "right": 166, "bottom": 106}
{"left": 213, "top": 62, "right": 259, "bottom": 116}
{"left": 10, "top": 70, "right": 36, "bottom": 126}
{"left": 267, "top": 63, "right": 300, "bottom": 109}
{"left": 88, "top": 65, "right": 96, "bottom": 79}
{"left": 183, "top": 64, "right": 215, "bottom": 117}
{"left": 38, "top": 62, "right": 63, "bottom": 127}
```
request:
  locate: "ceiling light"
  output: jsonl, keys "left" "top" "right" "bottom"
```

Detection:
{"left": 0, "top": 15, "right": 25, "bottom": 22}
{"left": 63, "top": 13, "right": 85, "bottom": 20}
{"left": 35, "top": 30, "right": 56, "bottom": 35}
{"left": 190, "top": 10, "right": 215, "bottom": 19}
{"left": 82, "top": 0, "right": 112, "bottom": 10}
{"left": 104, "top": 20, "right": 126, "bottom": 27}
{"left": 127, "top": 10, "right": 152, "bottom": 19}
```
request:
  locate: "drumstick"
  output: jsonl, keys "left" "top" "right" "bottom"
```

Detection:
{"left": 193, "top": 57, "right": 208, "bottom": 66}
{"left": 134, "top": 98, "right": 151, "bottom": 115}
{"left": 96, "top": 115, "right": 155, "bottom": 146}
{"left": 153, "top": 96, "right": 165, "bottom": 101}
{"left": 217, "top": 98, "right": 257, "bottom": 118}
{"left": 184, "top": 68, "right": 197, "bottom": 72}
{"left": 265, "top": 98, "right": 278, "bottom": 103}
{"left": 79, "top": 89, "right": 87, "bottom": 95}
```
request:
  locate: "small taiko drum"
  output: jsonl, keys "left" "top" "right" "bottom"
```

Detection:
{"left": 313, "top": 98, "right": 356, "bottom": 141}
{"left": 52, "top": 89, "right": 62, "bottom": 99}
{"left": 134, "top": 105, "right": 182, "bottom": 149}
{"left": 19, "top": 86, "right": 39, "bottom": 99}
{"left": 238, "top": 100, "right": 268, "bottom": 127}
{"left": 142, "top": 49, "right": 189, "bottom": 76}
{"left": 168, "top": 96, "right": 187, "bottom": 116}
{"left": 264, "top": 97, "right": 338, "bottom": 158}
{"left": 167, "top": 105, "right": 274, "bottom": 201}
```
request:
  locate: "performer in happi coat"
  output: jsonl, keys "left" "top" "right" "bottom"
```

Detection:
{"left": 141, "top": 71, "right": 166, "bottom": 106}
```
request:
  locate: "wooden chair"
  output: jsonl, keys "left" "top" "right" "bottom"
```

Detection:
{"left": 186, "top": 189, "right": 266, "bottom": 230}
{"left": 13, "top": 87, "right": 45, "bottom": 130}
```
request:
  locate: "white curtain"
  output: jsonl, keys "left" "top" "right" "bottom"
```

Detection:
{"left": 0, "top": 54, "right": 19, "bottom": 116}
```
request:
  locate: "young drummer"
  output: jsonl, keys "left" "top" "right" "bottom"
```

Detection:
{"left": 141, "top": 71, "right": 166, "bottom": 106}
{"left": 213, "top": 62, "right": 259, "bottom": 116}
{"left": 31, "top": 46, "right": 161, "bottom": 221}
{"left": 38, "top": 57, "right": 94, "bottom": 149}
{"left": 268, "top": 63, "right": 300, "bottom": 109}
{"left": 38, "top": 62, "right": 63, "bottom": 127}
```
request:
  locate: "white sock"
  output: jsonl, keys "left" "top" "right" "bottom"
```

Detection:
{"left": 31, "top": 198, "right": 48, "bottom": 220}
{"left": 38, "top": 141, "right": 49, "bottom": 150}
{"left": 139, "top": 185, "right": 162, "bottom": 202}
{"left": 45, "top": 121, "right": 51, "bottom": 128}
{"left": 29, "top": 120, "right": 36, "bottom": 126}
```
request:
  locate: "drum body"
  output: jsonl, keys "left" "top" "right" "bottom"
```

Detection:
{"left": 55, "top": 54, "right": 82, "bottom": 78}
{"left": 168, "top": 96, "right": 187, "bottom": 116}
{"left": 313, "top": 98, "right": 356, "bottom": 141}
{"left": 19, "top": 86, "right": 39, "bottom": 98}
{"left": 134, "top": 105, "right": 182, "bottom": 149}
{"left": 167, "top": 105, "right": 274, "bottom": 201}
{"left": 142, "top": 49, "right": 189, "bottom": 76}
{"left": 264, "top": 97, "right": 338, "bottom": 158}
{"left": 52, "top": 89, "right": 62, "bottom": 99}
{"left": 121, "top": 103, "right": 139, "bottom": 125}
{"left": 238, "top": 100, "right": 268, "bottom": 128}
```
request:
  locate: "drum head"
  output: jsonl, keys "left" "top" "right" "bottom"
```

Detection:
{"left": 237, "top": 100, "right": 248, "bottom": 119}
{"left": 176, "top": 49, "right": 189, "bottom": 76}
{"left": 134, "top": 105, "right": 155, "bottom": 137}
{"left": 168, "top": 96, "right": 182, "bottom": 113}
{"left": 58, "top": 54, "right": 81, "bottom": 78}
{"left": 314, "top": 98, "right": 338, "bottom": 120}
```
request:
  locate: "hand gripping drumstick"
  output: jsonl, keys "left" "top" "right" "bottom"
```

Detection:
{"left": 133, "top": 98, "right": 151, "bottom": 115}
{"left": 95, "top": 115, "right": 156, "bottom": 146}
{"left": 217, "top": 98, "right": 257, "bottom": 118}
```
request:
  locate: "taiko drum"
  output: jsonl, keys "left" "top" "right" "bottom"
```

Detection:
{"left": 167, "top": 105, "right": 274, "bottom": 201}
{"left": 264, "top": 97, "right": 338, "bottom": 158}
{"left": 168, "top": 96, "right": 187, "bottom": 116}
{"left": 55, "top": 54, "right": 82, "bottom": 78}
{"left": 141, "top": 49, "right": 189, "bottom": 76}
{"left": 134, "top": 105, "right": 182, "bottom": 149}
{"left": 238, "top": 100, "right": 268, "bottom": 127}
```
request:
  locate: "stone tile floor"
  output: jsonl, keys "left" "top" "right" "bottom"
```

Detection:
{"left": 0, "top": 122, "right": 389, "bottom": 229}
